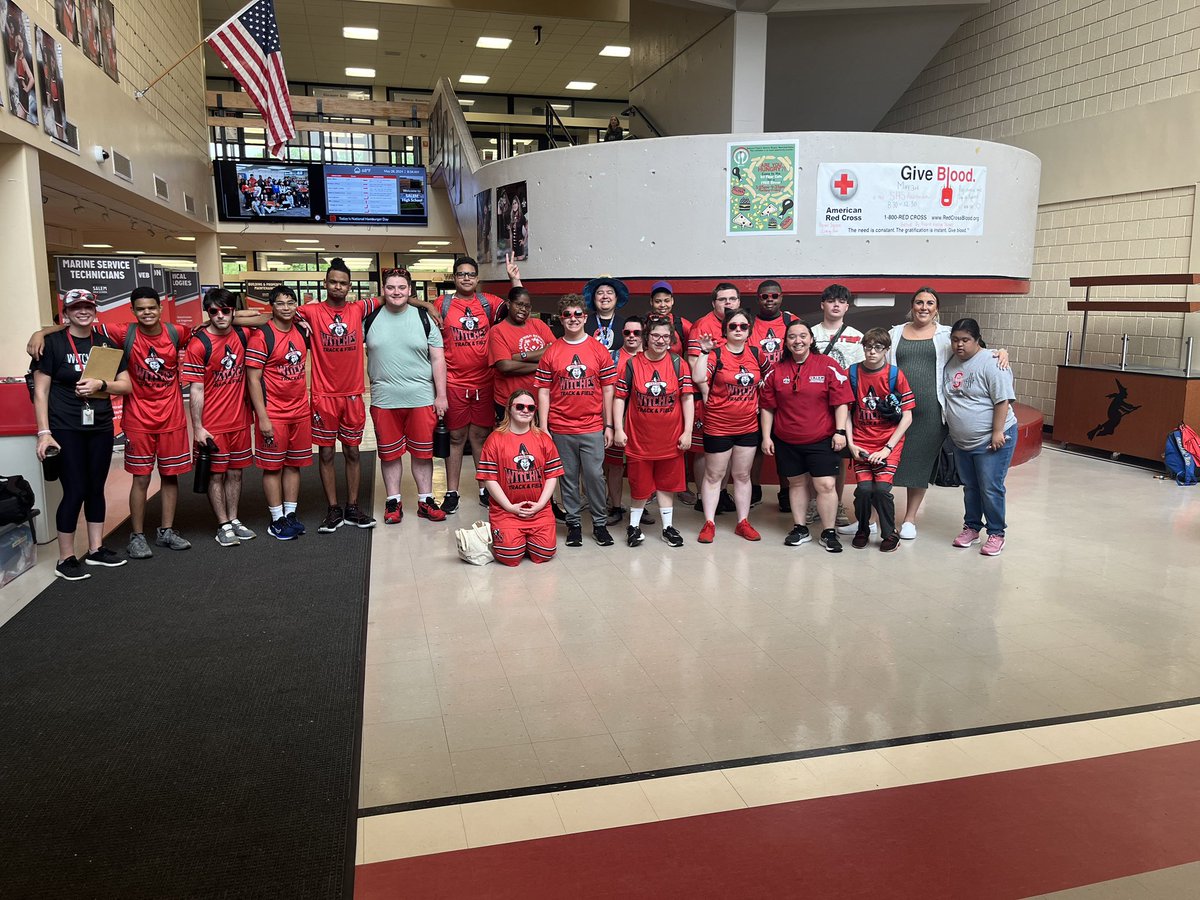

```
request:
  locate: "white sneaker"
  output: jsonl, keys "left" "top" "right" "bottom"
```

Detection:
{"left": 837, "top": 521, "right": 878, "bottom": 536}
{"left": 899, "top": 522, "right": 917, "bottom": 540}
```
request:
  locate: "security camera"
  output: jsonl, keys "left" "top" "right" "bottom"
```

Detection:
{"left": 92, "top": 145, "right": 110, "bottom": 164}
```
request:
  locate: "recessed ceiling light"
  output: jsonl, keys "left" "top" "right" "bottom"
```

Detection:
{"left": 417, "top": 240, "right": 451, "bottom": 246}
{"left": 115, "top": 250, "right": 145, "bottom": 255}
{"left": 343, "top": 26, "right": 378, "bottom": 41}
{"left": 599, "top": 45, "right": 631, "bottom": 57}
{"left": 459, "top": 74, "right": 490, "bottom": 85}
{"left": 345, "top": 67, "right": 376, "bottom": 78}
{"left": 220, "top": 245, "right": 237, "bottom": 250}
{"left": 82, "top": 243, "right": 113, "bottom": 248}
{"left": 566, "top": 81, "right": 596, "bottom": 91}
{"left": 476, "top": 36, "right": 511, "bottom": 50}
{"left": 458, "top": 99, "right": 475, "bottom": 106}
{"left": 174, "top": 236, "right": 196, "bottom": 241}
{"left": 550, "top": 103, "right": 571, "bottom": 112}
{"left": 284, "top": 239, "right": 319, "bottom": 243}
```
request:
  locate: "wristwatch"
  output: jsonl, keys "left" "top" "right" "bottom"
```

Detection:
{"left": 519, "top": 351, "right": 528, "bottom": 360}
{"left": 835, "top": 429, "right": 847, "bottom": 436}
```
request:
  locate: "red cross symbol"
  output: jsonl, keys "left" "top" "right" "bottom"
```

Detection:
{"left": 834, "top": 173, "right": 856, "bottom": 195}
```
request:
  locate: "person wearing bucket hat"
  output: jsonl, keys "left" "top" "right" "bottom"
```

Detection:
{"left": 582, "top": 276, "right": 629, "bottom": 364}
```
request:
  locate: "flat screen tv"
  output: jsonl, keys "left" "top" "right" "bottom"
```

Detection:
{"left": 213, "top": 160, "right": 325, "bottom": 223}
{"left": 323, "top": 164, "right": 428, "bottom": 226}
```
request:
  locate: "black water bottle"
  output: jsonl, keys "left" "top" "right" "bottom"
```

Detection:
{"left": 193, "top": 438, "right": 217, "bottom": 493}
{"left": 42, "top": 445, "right": 61, "bottom": 483}
{"left": 432, "top": 415, "right": 451, "bottom": 459}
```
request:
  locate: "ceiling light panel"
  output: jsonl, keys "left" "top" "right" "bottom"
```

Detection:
{"left": 476, "top": 36, "right": 511, "bottom": 50}
{"left": 599, "top": 45, "right": 630, "bottom": 57}
{"left": 345, "top": 67, "right": 376, "bottom": 78}
{"left": 343, "top": 27, "right": 379, "bottom": 41}
{"left": 459, "top": 74, "right": 490, "bottom": 84}
{"left": 566, "top": 81, "right": 596, "bottom": 91}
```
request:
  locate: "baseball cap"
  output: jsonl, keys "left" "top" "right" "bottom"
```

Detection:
{"left": 650, "top": 280, "right": 673, "bottom": 296}
{"left": 63, "top": 289, "right": 98, "bottom": 308}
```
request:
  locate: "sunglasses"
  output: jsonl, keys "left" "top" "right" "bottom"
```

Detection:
{"left": 512, "top": 403, "right": 536, "bottom": 412}
{"left": 727, "top": 323, "right": 750, "bottom": 332}
{"left": 863, "top": 342, "right": 888, "bottom": 351}
{"left": 759, "top": 292, "right": 781, "bottom": 300}
{"left": 561, "top": 311, "right": 585, "bottom": 320}
{"left": 623, "top": 329, "right": 643, "bottom": 336}
{"left": 209, "top": 306, "right": 235, "bottom": 315}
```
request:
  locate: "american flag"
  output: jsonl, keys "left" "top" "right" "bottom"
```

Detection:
{"left": 206, "top": 0, "right": 295, "bottom": 156}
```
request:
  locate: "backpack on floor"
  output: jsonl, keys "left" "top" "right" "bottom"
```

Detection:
{"left": 0, "top": 475, "right": 37, "bottom": 526}
{"left": 1164, "top": 425, "right": 1198, "bottom": 486}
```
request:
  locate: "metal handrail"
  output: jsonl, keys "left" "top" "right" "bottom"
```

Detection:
{"left": 621, "top": 105, "right": 664, "bottom": 138}
{"left": 544, "top": 103, "right": 576, "bottom": 148}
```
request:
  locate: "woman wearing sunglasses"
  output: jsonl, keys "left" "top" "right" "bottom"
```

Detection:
{"left": 476, "top": 390, "right": 563, "bottom": 566}
{"left": 691, "top": 309, "right": 764, "bottom": 542}
{"left": 602, "top": 316, "right": 654, "bottom": 525}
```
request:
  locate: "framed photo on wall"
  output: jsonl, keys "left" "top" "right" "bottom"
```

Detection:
{"left": 98, "top": 0, "right": 116, "bottom": 83}
{"left": 2, "top": 0, "right": 40, "bottom": 126}
{"left": 36, "top": 25, "right": 67, "bottom": 142}
{"left": 80, "top": 0, "right": 100, "bottom": 66}
{"left": 55, "top": 0, "right": 79, "bottom": 46}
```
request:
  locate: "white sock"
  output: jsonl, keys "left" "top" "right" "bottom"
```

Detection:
{"left": 419, "top": 493, "right": 432, "bottom": 502}
{"left": 388, "top": 494, "right": 402, "bottom": 503}
{"left": 283, "top": 501, "right": 297, "bottom": 516}
{"left": 269, "top": 505, "right": 283, "bottom": 521}
{"left": 630, "top": 506, "right": 644, "bottom": 527}
{"left": 660, "top": 508, "right": 673, "bottom": 529}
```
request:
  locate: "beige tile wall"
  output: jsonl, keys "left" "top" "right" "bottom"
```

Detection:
{"left": 879, "top": 0, "right": 1200, "bottom": 424}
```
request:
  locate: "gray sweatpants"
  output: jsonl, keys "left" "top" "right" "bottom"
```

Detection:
{"left": 551, "top": 430, "right": 608, "bottom": 528}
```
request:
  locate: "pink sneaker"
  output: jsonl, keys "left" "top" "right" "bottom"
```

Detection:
{"left": 952, "top": 527, "right": 981, "bottom": 548}
{"left": 980, "top": 534, "right": 1006, "bottom": 556}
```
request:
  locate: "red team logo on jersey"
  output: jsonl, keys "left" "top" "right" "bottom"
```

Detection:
{"left": 138, "top": 347, "right": 174, "bottom": 382}
{"left": 564, "top": 355, "right": 588, "bottom": 381}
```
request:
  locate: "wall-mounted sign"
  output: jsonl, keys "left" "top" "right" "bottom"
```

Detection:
{"left": 816, "top": 162, "right": 987, "bottom": 236}
{"left": 727, "top": 141, "right": 798, "bottom": 236}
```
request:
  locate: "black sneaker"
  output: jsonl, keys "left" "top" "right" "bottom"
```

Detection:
{"left": 318, "top": 504, "right": 344, "bottom": 533}
{"left": 717, "top": 490, "right": 736, "bottom": 513}
{"left": 343, "top": 504, "right": 376, "bottom": 528}
{"left": 693, "top": 498, "right": 704, "bottom": 513}
{"left": 566, "top": 525, "right": 583, "bottom": 547}
{"left": 640, "top": 507, "right": 655, "bottom": 525}
{"left": 606, "top": 505, "right": 626, "bottom": 526}
{"left": 551, "top": 499, "right": 566, "bottom": 522}
{"left": 441, "top": 491, "right": 460, "bottom": 516}
{"left": 661, "top": 526, "right": 684, "bottom": 548}
{"left": 479, "top": 488, "right": 489, "bottom": 507}
{"left": 285, "top": 512, "right": 306, "bottom": 536}
{"left": 626, "top": 525, "right": 644, "bottom": 547}
{"left": 55, "top": 556, "right": 91, "bottom": 581}
{"left": 592, "top": 525, "right": 615, "bottom": 546}
{"left": 750, "top": 485, "right": 762, "bottom": 507}
{"left": 778, "top": 490, "right": 791, "bottom": 513}
{"left": 819, "top": 529, "right": 843, "bottom": 553}
{"left": 784, "top": 524, "right": 811, "bottom": 547}
{"left": 84, "top": 547, "right": 126, "bottom": 567}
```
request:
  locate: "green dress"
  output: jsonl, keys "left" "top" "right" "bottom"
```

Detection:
{"left": 893, "top": 336, "right": 948, "bottom": 488}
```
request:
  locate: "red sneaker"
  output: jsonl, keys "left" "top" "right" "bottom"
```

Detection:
{"left": 734, "top": 518, "right": 761, "bottom": 541}
{"left": 384, "top": 498, "right": 402, "bottom": 525}
{"left": 698, "top": 520, "right": 716, "bottom": 543}
{"left": 417, "top": 498, "right": 447, "bottom": 522}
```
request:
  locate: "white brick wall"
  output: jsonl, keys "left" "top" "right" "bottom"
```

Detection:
{"left": 879, "top": 0, "right": 1200, "bottom": 424}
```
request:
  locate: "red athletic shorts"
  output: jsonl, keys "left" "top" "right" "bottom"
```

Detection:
{"left": 124, "top": 427, "right": 191, "bottom": 476}
{"left": 627, "top": 456, "right": 686, "bottom": 499}
{"left": 371, "top": 406, "right": 436, "bottom": 461}
{"left": 445, "top": 383, "right": 495, "bottom": 431}
{"left": 255, "top": 418, "right": 314, "bottom": 471}
{"left": 205, "top": 427, "right": 253, "bottom": 474}
{"left": 311, "top": 393, "right": 366, "bottom": 447}
{"left": 604, "top": 445, "right": 624, "bottom": 467}
{"left": 489, "top": 510, "right": 556, "bottom": 566}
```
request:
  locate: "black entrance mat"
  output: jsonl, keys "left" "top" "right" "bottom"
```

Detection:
{"left": 0, "top": 457, "right": 374, "bottom": 899}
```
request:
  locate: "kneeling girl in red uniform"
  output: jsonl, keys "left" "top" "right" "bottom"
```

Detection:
{"left": 476, "top": 389, "right": 564, "bottom": 566}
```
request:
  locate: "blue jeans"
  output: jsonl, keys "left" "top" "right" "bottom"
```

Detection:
{"left": 952, "top": 423, "right": 1017, "bottom": 536}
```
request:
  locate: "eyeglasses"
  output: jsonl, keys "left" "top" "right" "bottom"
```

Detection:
{"left": 623, "top": 329, "right": 643, "bottom": 337}
{"left": 454, "top": 271, "right": 477, "bottom": 278}
{"left": 727, "top": 323, "right": 750, "bottom": 332}
{"left": 759, "top": 292, "right": 781, "bottom": 300}
{"left": 648, "top": 333, "right": 671, "bottom": 341}
{"left": 512, "top": 403, "right": 536, "bottom": 412}
{"left": 273, "top": 299, "right": 298, "bottom": 307}
{"left": 862, "top": 342, "right": 888, "bottom": 351}
{"left": 560, "top": 311, "right": 585, "bottom": 320}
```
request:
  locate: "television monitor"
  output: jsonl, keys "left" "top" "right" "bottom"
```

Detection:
{"left": 213, "top": 160, "right": 325, "bottom": 223}
{"left": 323, "top": 164, "right": 428, "bottom": 226}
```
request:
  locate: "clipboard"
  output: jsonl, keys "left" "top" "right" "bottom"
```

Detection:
{"left": 80, "top": 346, "right": 124, "bottom": 399}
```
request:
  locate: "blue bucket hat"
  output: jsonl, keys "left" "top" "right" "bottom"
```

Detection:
{"left": 582, "top": 276, "right": 630, "bottom": 311}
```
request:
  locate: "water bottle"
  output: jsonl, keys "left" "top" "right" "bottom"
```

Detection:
{"left": 432, "top": 415, "right": 451, "bottom": 459}
{"left": 42, "top": 445, "right": 61, "bottom": 483}
{"left": 193, "top": 438, "right": 217, "bottom": 493}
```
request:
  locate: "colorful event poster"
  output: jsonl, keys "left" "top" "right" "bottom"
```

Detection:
{"left": 495, "top": 181, "right": 529, "bottom": 262}
{"left": 475, "top": 189, "right": 492, "bottom": 264}
{"left": 98, "top": 0, "right": 116, "bottom": 83}
{"left": 36, "top": 26, "right": 67, "bottom": 143}
{"left": 815, "top": 162, "right": 987, "bottom": 236}
{"left": 55, "top": 0, "right": 79, "bottom": 46}
{"left": 727, "top": 141, "right": 798, "bottom": 236}
{"left": 3, "top": 1, "right": 39, "bottom": 126}
{"left": 79, "top": 0, "right": 100, "bottom": 65}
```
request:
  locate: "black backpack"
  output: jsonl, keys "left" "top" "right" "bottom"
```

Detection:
{"left": 364, "top": 305, "right": 433, "bottom": 340}
{"left": 0, "top": 475, "right": 36, "bottom": 526}
{"left": 191, "top": 326, "right": 249, "bottom": 363}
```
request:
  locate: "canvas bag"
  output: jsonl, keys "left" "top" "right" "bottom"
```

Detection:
{"left": 455, "top": 520, "right": 494, "bottom": 565}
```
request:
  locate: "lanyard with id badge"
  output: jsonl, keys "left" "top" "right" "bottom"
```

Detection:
{"left": 68, "top": 331, "right": 96, "bottom": 425}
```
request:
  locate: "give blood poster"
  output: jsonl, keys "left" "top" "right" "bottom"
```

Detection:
{"left": 727, "top": 141, "right": 797, "bottom": 236}
{"left": 816, "top": 163, "right": 987, "bottom": 236}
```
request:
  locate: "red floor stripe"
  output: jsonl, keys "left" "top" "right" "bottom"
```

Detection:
{"left": 356, "top": 741, "right": 1200, "bottom": 899}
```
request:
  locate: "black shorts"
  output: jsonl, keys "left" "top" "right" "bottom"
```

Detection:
{"left": 703, "top": 430, "right": 761, "bottom": 454}
{"left": 775, "top": 437, "right": 840, "bottom": 479}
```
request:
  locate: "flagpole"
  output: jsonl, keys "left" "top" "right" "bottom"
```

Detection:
{"left": 134, "top": 36, "right": 208, "bottom": 99}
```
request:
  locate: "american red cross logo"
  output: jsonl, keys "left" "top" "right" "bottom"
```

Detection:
{"left": 834, "top": 173, "right": 855, "bottom": 195}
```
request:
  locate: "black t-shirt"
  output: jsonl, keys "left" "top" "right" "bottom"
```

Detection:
{"left": 38, "top": 329, "right": 125, "bottom": 432}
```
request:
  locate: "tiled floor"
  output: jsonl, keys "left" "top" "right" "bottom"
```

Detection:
{"left": 358, "top": 444, "right": 1200, "bottom": 810}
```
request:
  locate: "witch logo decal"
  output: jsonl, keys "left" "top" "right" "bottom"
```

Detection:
{"left": 283, "top": 342, "right": 303, "bottom": 367}
{"left": 221, "top": 345, "right": 237, "bottom": 370}
{"left": 645, "top": 371, "right": 668, "bottom": 398}
{"left": 144, "top": 347, "right": 165, "bottom": 374}
{"left": 329, "top": 314, "right": 348, "bottom": 338}
{"left": 565, "top": 355, "right": 587, "bottom": 380}
{"left": 734, "top": 366, "right": 755, "bottom": 387}
{"left": 459, "top": 307, "right": 480, "bottom": 331}
{"left": 513, "top": 443, "right": 536, "bottom": 472}
{"left": 1088, "top": 378, "right": 1140, "bottom": 440}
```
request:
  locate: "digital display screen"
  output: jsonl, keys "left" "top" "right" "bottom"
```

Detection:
{"left": 212, "top": 160, "right": 324, "bottom": 224}
{"left": 324, "top": 164, "right": 428, "bottom": 225}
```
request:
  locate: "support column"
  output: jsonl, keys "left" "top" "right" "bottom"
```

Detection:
{"left": 195, "top": 233, "right": 222, "bottom": 289}
{"left": 730, "top": 12, "right": 767, "bottom": 133}
{"left": 0, "top": 145, "right": 51, "bottom": 372}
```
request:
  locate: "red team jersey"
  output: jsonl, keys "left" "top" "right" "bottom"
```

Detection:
{"left": 686, "top": 311, "right": 727, "bottom": 357}
{"left": 534, "top": 338, "right": 617, "bottom": 434}
{"left": 296, "top": 298, "right": 379, "bottom": 396}
{"left": 487, "top": 317, "right": 556, "bottom": 404}
{"left": 245, "top": 323, "right": 310, "bottom": 421}
{"left": 849, "top": 364, "right": 916, "bottom": 450}
{"left": 703, "top": 346, "right": 765, "bottom": 436}
{"left": 441, "top": 293, "right": 502, "bottom": 387}
{"left": 181, "top": 329, "right": 252, "bottom": 432}
{"left": 750, "top": 314, "right": 794, "bottom": 366}
{"left": 760, "top": 352, "right": 854, "bottom": 444}
{"left": 98, "top": 323, "right": 187, "bottom": 432}
{"left": 615, "top": 353, "right": 694, "bottom": 460}
{"left": 475, "top": 429, "right": 564, "bottom": 507}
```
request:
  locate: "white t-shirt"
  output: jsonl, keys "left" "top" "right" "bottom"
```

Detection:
{"left": 810, "top": 322, "right": 865, "bottom": 369}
